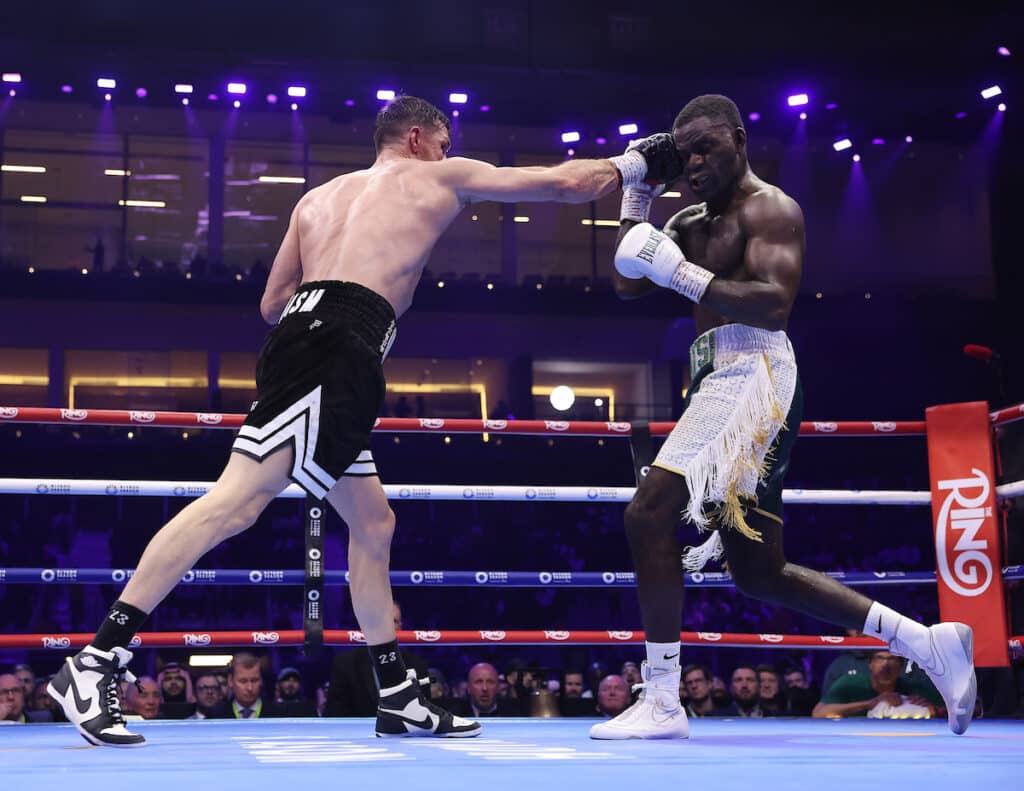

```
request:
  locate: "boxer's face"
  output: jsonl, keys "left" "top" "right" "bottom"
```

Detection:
{"left": 673, "top": 116, "right": 744, "bottom": 201}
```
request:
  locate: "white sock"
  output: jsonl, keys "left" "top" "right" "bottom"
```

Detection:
{"left": 646, "top": 640, "right": 681, "bottom": 673}
{"left": 862, "top": 601, "right": 932, "bottom": 665}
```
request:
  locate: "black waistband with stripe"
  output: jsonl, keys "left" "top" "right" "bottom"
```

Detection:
{"left": 278, "top": 280, "right": 397, "bottom": 359}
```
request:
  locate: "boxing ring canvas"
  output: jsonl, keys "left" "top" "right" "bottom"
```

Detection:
{"left": 5, "top": 718, "right": 1022, "bottom": 790}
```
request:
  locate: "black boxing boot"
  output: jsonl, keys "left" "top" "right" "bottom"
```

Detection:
{"left": 376, "top": 669, "right": 481, "bottom": 738}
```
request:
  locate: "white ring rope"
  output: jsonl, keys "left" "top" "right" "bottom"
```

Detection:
{"left": 4, "top": 477, "right": 1021, "bottom": 504}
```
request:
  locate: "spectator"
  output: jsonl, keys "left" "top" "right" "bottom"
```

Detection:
{"left": 188, "top": 673, "right": 224, "bottom": 720}
{"left": 13, "top": 664, "right": 35, "bottom": 700}
{"left": 596, "top": 675, "right": 630, "bottom": 718}
{"left": 207, "top": 652, "right": 291, "bottom": 719}
{"left": 782, "top": 666, "right": 818, "bottom": 716}
{"left": 621, "top": 661, "right": 642, "bottom": 687}
{"left": 428, "top": 668, "right": 450, "bottom": 703}
{"left": 757, "top": 664, "right": 787, "bottom": 716}
{"left": 559, "top": 669, "right": 592, "bottom": 717}
{"left": 274, "top": 667, "right": 317, "bottom": 717}
{"left": 157, "top": 662, "right": 195, "bottom": 719}
{"left": 813, "top": 650, "right": 941, "bottom": 720}
{"left": 316, "top": 683, "right": 330, "bottom": 717}
{"left": 126, "top": 677, "right": 161, "bottom": 720}
{"left": 452, "top": 663, "right": 519, "bottom": 717}
{"left": 30, "top": 678, "right": 64, "bottom": 722}
{"left": 820, "top": 629, "right": 873, "bottom": 695}
{"left": 326, "top": 602, "right": 429, "bottom": 716}
{"left": 709, "top": 675, "right": 733, "bottom": 709}
{"left": 1, "top": 672, "right": 50, "bottom": 723}
{"left": 682, "top": 664, "right": 737, "bottom": 717}
{"left": 730, "top": 666, "right": 766, "bottom": 717}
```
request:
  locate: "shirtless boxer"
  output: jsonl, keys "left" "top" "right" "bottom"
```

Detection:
{"left": 47, "top": 95, "right": 684, "bottom": 746}
{"left": 589, "top": 95, "right": 977, "bottom": 740}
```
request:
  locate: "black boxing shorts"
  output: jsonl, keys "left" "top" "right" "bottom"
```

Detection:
{"left": 231, "top": 281, "right": 397, "bottom": 499}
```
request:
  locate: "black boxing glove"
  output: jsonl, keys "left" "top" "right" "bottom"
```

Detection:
{"left": 609, "top": 133, "right": 684, "bottom": 188}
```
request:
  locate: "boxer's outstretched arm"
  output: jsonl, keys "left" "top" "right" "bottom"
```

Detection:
{"left": 260, "top": 207, "right": 303, "bottom": 324}
{"left": 698, "top": 191, "right": 803, "bottom": 331}
{"left": 440, "top": 157, "right": 621, "bottom": 205}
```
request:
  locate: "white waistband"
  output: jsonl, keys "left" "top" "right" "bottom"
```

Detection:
{"left": 697, "top": 324, "right": 793, "bottom": 357}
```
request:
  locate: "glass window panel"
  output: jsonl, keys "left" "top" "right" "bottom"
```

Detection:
{"left": 0, "top": 348, "right": 49, "bottom": 407}
{"left": 64, "top": 350, "right": 207, "bottom": 410}
{"left": 0, "top": 204, "right": 119, "bottom": 270}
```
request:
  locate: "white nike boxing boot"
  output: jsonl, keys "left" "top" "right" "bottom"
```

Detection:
{"left": 864, "top": 602, "right": 977, "bottom": 735}
{"left": 590, "top": 662, "right": 689, "bottom": 740}
{"left": 47, "top": 645, "right": 146, "bottom": 747}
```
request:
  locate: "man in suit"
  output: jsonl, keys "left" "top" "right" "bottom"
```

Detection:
{"left": 325, "top": 602, "right": 429, "bottom": 716}
{"left": 206, "top": 652, "right": 291, "bottom": 719}
{"left": 451, "top": 663, "right": 520, "bottom": 718}
{"left": 0, "top": 673, "right": 52, "bottom": 723}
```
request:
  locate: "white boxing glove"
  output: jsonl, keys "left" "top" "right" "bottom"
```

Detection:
{"left": 614, "top": 222, "right": 715, "bottom": 303}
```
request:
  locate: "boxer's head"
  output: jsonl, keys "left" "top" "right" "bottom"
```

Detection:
{"left": 374, "top": 95, "right": 451, "bottom": 161}
{"left": 672, "top": 94, "right": 746, "bottom": 202}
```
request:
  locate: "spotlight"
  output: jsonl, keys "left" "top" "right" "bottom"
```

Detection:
{"left": 175, "top": 84, "right": 194, "bottom": 94}
{"left": 566, "top": 148, "right": 574, "bottom": 156}
{"left": 799, "top": 112, "right": 807, "bottom": 120}
{"left": 595, "top": 137, "right": 607, "bottom": 144}
{"left": 376, "top": 89, "right": 395, "bottom": 101}
{"left": 7, "top": 89, "right": 14, "bottom": 97}
{"left": 97, "top": 77, "right": 116, "bottom": 89}
{"left": 452, "top": 109, "right": 459, "bottom": 118}
{"left": 561, "top": 131, "right": 580, "bottom": 143}
{"left": 787, "top": 93, "right": 809, "bottom": 107}
{"left": 266, "top": 93, "right": 278, "bottom": 104}
{"left": 1, "top": 73, "right": 21, "bottom": 83}
{"left": 479, "top": 104, "right": 490, "bottom": 112}
{"left": 449, "top": 92, "right": 468, "bottom": 104}
{"left": 852, "top": 154, "right": 861, "bottom": 162}
{"left": 344, "top": 99, "right": 355, "bottom": 106}
{"left": 233, "top": 99, "right": 241, "bottom": 108}
{"left": 833, "top": 138, "right": 853, "bottom": 152}
{"left": 905, "top": 135, "right": 913, "bottom": 143}
{"left": 287, "top": 85, "right": 307, "bottom": 98}
{"left": 104, "top": 93, "right": 111, "bottom": 102}
{"left": 594, "top": 398, "right": 604, "bottom": 407}
{"left": 135, "top": 87, "right": 147, "bottom": 99}
{"left": 980, "top": 85, "right": 1002, "bottom": 99}
{"left": 549, "top": 386, "right": 576, "bottom": 411}
{"left": 227, "top": 82, "right": 247, "bottom": 95}
{"left": 290, "top": 102, "right": 298, "bottom": 111}
{"left": 997, "top": 46, "right": 1011, "bottom": 56}
{"left": 825, "top": 103, "right": 839, "bottom": 110}
{"left": 955, "top": 111, "right": 967, "bottom": 119}
{"left": 61, "top": 84, "right": 73, "bottom": 94}
{"left": 182, "top": 98, "right": 189, "bottom": 106}
{"left": 207, "top": 93, "right": 219, "bottom": 101}
{"left": 998, "top": 103, "right": 1007, "bottom": 112}
{"left": 618, "top": 123, "right": 638, "bottom": 135}
{"left": 747, "top": 112, "right": 761, "bottom": 121}
{"left": 871, "top": 138, "right": 885, "bottom": 145}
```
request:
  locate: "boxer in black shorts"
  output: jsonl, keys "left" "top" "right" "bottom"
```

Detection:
{"left": 48, "top": 94, "right": 688, "bottom": 747}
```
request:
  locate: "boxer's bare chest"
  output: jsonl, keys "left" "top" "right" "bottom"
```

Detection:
{"left": 682, "top": 208, "right": 748, "bottom": 281}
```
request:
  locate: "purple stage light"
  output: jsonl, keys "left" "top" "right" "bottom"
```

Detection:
{"left": 618, "top": 123, "right": 638, "bottom": 135}
{"left": 266, "top": 93, "right": 278, "bottom": 104}
{"left": 955, "top": 111, "right": 967, "bottom": 119}
{"left": 595, "top": 137, "right": 607, "bottom": 145}
{"left": 833, "top": 138, "right": 853, "bottom": 152}
{"left": 980, "top": 85, "right": 1002, "bottom": 99}
{"left": 747, "top": 112, "right": 760, "bottom": 122}
{"left": 997, "top": 46, "right": 1010, "bottom": 56}
{"left": 2, "top": 73, "right": 21, "bottom": 83}
{"left": 61, "top": 84, "right": 73, "bottom": 94}
{"left": 449, "top": 92, "right": 468, "bottom": 104}
{"left": 871, "top": 138, "right": 885, "bottom": 145}
{"left": 181, "top": 98, "right": 189, "bottom": 106}
{"left": 175, "top": 84, "right": 194, "bottom": 94}
{"left": 998, "top": 103, "right": 1007, "bottom": 112}
{"left": 452, "top": 109, "right": 460, "bottom": 118}
{"left": 567, "top": 148, "right": 575, "bottom": 157}
{"left": 208, "top": 93, "right": 218, "bottom": 101}
{"left": 787, "top": 93, "right": 809, "bottom": 107}
{"left": 799, "top": 112, "right": 807, "bottom": 120}
{"left": 344, "top": 99, "right": 355, "bottom": 106}
{"left": 97, "top": 77, "right": 116, "bottom": 89}
{"left": 479, "top": 104, "right": 490, "bottom": 112}
{"left": 905, "top": 135, "right": 913, "bottom": 143}
{"left": 561, "top": 131, "right": 581, "bottom": 143}
{"left": 104, "top": 93, "right": 111, "bottom": 102}
{"left": 290, "top": 102, "right": 298, "bottom": 111}
{"left": 8, "top": 89, "right": 14, "bottom": 97}
{"left": 227, "top": 82, "right": 247, "bottom": 95}
{"left": 825, "top": 103, "right": 838, "bottom": 110}
{"left": 376, "top": 89, "right": 396, "bottom": 101}
{"left": 287, "top": 86, "right": 307, "bottom": 98}
{"left": 135, "top": 87, "right": 147, "bottom": 99}
{"left": 852, "top": 154, "right": 861, "bottom": 162}
{"left": 233, "top": 99, "right": 241, "bottom": 108}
